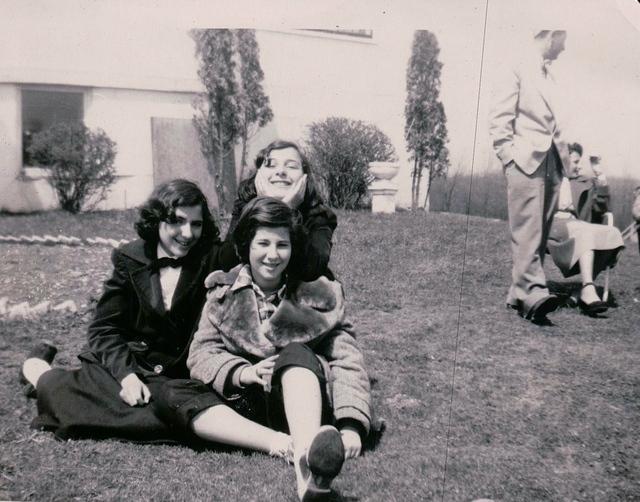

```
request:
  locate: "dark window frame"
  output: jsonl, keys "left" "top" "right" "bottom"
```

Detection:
{"left": 21, "top": 87, "right": 85, "bottom": 167}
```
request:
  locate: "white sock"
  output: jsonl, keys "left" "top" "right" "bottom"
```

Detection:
{"left": 268, "top": 432, "right": 294, "bottom": 462}
{"left": 22, "top": 358, "right": 52, "bottom": 388}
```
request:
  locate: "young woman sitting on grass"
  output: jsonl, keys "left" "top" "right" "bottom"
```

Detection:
{"left": 156, "top": 196, "right": 371, "bottom": 501}
{"left": 228, "top": 139, "right": 337, "bottom": 281}
{"left": 20, "top": 179, "right": 237, "bottom": 441}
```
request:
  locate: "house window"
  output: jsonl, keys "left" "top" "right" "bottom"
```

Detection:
{"left": 22, "top": 89, "right": 84, "bottom": 165}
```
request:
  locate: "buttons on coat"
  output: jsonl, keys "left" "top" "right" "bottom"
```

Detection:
{"left": 153, "top": 364, "right": 164, "bottom": 374}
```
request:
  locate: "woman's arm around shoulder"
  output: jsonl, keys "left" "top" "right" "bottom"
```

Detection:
{"left": 295, "top": 204, "right": 337, "bottom": 281}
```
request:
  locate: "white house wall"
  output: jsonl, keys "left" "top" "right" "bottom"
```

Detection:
{"left": 252, "top": 29, "right": 416, "bottom": 207}
{"left": 84, "top": 87, "right": 196, "bottom": 210}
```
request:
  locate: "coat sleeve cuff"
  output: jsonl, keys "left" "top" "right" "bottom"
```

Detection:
{"left": 112, "top": 363, "right": 142, "bottom": 384}
{"left": 227, "top": 363, "right": 251, "bottom": 392}
{"left": 334, "top": 406, "right": 371, "bottom": 436}
{"left": 212, "top": 358, "right": 251, "bottom": 398}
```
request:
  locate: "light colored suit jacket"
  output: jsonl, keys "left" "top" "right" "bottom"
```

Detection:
{"left": 489, "top": 50, "right": 569, "bottom": 175}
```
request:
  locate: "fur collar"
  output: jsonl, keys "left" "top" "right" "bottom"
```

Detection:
{"left": 204, "top": 265, "right": 345, "bottom": 358}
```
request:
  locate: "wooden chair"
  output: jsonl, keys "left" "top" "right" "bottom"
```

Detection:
{"left": 620, "top": 221, "right": 639, "bottom": 241}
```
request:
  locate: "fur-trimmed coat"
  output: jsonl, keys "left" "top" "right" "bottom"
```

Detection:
{"left": 187, "top": 265, "right": 371, "bottom": 434}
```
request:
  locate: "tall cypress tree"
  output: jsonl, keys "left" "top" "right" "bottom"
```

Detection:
{"left": 236, "top": 29, "right": 274, "bottom": 180}
{"left": 405, "top": 30, "right": 450, "bottom": 210}
{"left": 192, "top": 29, "right": 241, "bottom": 218}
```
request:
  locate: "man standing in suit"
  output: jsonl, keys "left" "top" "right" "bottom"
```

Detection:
{"left": 489, "top": 30, "right": 569, "bottom": 323}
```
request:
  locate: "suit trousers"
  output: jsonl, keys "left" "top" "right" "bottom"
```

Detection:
{"left": 505, "top": 144, "right": 563, "bottom": 312}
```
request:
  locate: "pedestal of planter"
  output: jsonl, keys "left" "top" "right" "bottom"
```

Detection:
{"left": 368, "top": 161, "right": 399, "bottom": 214}
{"left": 369, "top": 179, "right": 398, "bottom": 214}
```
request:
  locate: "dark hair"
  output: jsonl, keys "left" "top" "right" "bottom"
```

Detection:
{"left": 232, "top": 196, "right": 304, "bottom": 267}
{"left": 534, "top": 30, "right": 565, "bottom": 40}
{"left": 134, "top": 179, "right": 219, "bottom": 244}
{"left": 236, "top": 140, "right": 324, "bottom": 213}
{"left": 568, "top": 142, "right": 583, "bottom": 157}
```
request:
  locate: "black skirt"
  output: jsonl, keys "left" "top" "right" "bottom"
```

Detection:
{"left": 32, "top": 361, "right": 176, "bottom": 442}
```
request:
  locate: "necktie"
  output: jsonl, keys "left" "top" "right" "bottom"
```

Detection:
{"left": 151, "top": 257, "right": 184, "bottom": 269}
{"left": 541, "top": 61, "right": 549, "bottom": 79}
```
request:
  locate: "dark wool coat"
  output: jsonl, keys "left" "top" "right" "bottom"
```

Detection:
{"left": 569, "top": 175, "right": 610, "bottom": 223}
{"left": 79, "top": 238, "right": 238, "bottom": 381}
{"left": 187, "top": 265, "right": 372, "bottom": 435}
{"left": 31, "top": 237, "right": 238, "bottom": 441}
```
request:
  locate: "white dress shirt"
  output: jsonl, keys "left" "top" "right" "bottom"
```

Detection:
{"left": 156, "top": 244, "right": 182, "bottom": 311}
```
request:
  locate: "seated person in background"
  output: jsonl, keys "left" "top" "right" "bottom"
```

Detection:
{"left": 156, "top": 197, "right": 371, "bottom": 502}
{"left": 548, "top": 144, "right": 625, "bottom": 315}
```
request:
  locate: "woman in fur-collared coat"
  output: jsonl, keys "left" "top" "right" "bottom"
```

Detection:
{"left": 156, "top": 197, "right": 371, "bottom": 502}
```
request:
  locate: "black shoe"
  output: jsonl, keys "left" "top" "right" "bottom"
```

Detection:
{"left": 524, "top": 295, "right": 561, "bottom": 323}
{"left": 577, "top": 299, "right": 608, "bottom": 316}
{"left": 506, "top": 302, "right": 520, "bottom": 311}
{"left": 296, "top": 425, "right": 344, "bottom": 501}
{"left": 578, "top": 282, "right": 608, "bottom": 316}
{"left": 19, "top": 341, "right": 58, "bottom": 398}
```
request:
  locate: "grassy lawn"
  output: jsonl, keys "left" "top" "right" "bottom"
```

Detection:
{"left": 1, "top": 210, "right": 638, "bottom": 501}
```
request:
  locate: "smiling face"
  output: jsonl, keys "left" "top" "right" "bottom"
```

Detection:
{"left": 249, "top": 226, "right": 292, "bottom": 291}
{"left": 158, "top": 205, "right": 203, "bottom": 258}
{"left": 255, "top": 147, "right": 305, "bottom": 200}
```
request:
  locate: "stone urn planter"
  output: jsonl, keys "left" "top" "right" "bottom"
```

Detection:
{"left": 368, "top": 161, "right": 399, "bottom": 213}
{"left": 368, "top": 161, "right": 400, "bottom": 180}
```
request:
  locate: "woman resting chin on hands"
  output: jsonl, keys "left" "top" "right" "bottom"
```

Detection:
{"left": 227, "top": 140, "right": 337, "bottom": 282}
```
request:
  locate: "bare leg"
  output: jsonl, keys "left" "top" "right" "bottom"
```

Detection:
{"left": 280, "top": 366, "right": 322, "bottom": 455}
{"left": 281, "top": 366, "right": 343, "bottom": 500}
{"left": 22, "top": 359, "right": 52, "bottom": 388}
{"left": 191, "top": 405, "right": 290, "bottom": 454}
{"left": 578, "top": 250, "right": 601, "bottom": 304}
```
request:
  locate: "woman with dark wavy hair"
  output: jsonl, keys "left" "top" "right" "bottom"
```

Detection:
{"left": 20, "top": 179, "right": 237, "bottom": 441}
{"left": 229, "top": 140, "right": 337, "bottom": 281}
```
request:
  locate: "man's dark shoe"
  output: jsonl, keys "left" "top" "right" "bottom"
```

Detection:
{"left": 524, "top": 295, "right": 561, "bottom": 323}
